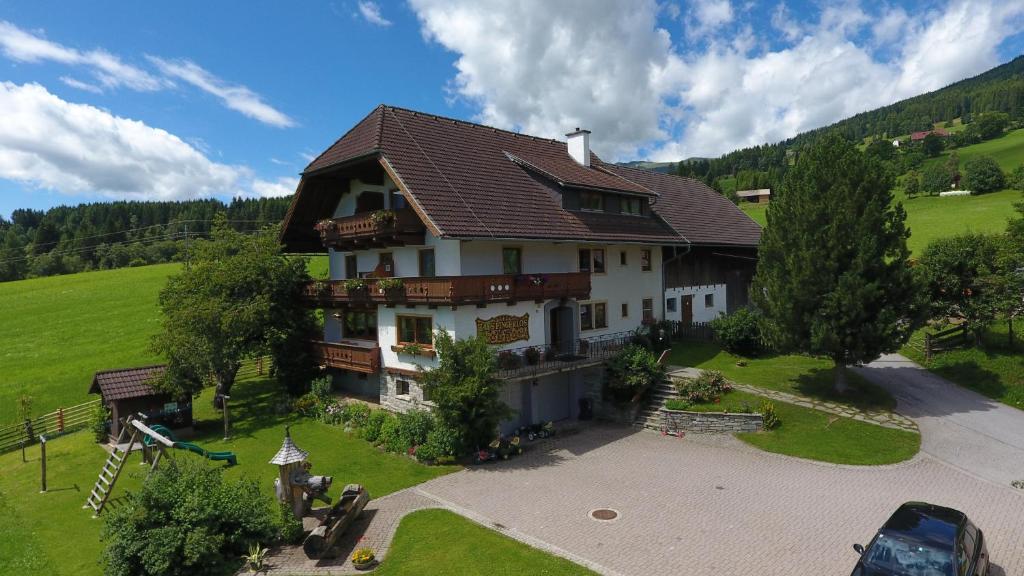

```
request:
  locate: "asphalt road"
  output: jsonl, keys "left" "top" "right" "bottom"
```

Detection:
{"left": 855, "top": 353, "right": 1024, "bottom": 487}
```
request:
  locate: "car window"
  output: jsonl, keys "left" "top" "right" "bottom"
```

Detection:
{"left": 863, "top": 533, "right": 955, "bottom": 576}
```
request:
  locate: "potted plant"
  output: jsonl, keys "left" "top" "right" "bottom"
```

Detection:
{"left": 314, "top": 219, "right": 336, "bottom": 237}
{"left": 523, "top": 347, "right": 541, "bottom": 366}
{"left": 311, "top": 280, "right": 332, "bottom": 296}
{"left": 351, "top": 547, "right": 375, "bottom": 570}
{"left": 497, "top": 350, "right": 522, "bottom": 370}
{"left": 392, "top": 342, "right": 435, "bottom": 358}
{"left": 369, "top": 209, "right": 397, "bottom": 227}
{"left": 242, "top": 542, "right": 269, "bottom": 574}
{"left": 376, "top": 277, "right": 405, "bottom": 298}
{"left": 343, "top": 278, "right": 368, "bottom": 294}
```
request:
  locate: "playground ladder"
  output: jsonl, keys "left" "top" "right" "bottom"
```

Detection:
{"left": 84, "top": 416, "right": 140, "bottom": 517}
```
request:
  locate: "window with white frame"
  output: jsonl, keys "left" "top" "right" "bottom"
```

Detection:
{"left": 580, "top": 302, "right": 608, "bottom": 330}
{"left": 579, "top": 248, "right": 606, "bottom": 274}
{"left": 705, "top": 293, "right": 714, "bottom": 308}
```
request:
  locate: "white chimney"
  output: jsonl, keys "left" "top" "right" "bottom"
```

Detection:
{"left": 566, "top": 128, "right": 591, "bottom": 167}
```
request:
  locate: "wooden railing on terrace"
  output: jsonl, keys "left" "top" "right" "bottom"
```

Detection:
{"left": 311, "top": 341, "right": 381, "bottom": 374}
{"left": 317, "top": 209, "right": 426, "bottom": 249}
{"left": 301, "top": 272, "right": 591, "bottom": 307}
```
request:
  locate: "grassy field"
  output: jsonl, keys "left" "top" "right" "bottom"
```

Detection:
{"left": 0, "top": 375, "right": 460, "bottom": 576}
{"left": 377, "top": 508, "right": 596, "bottom": 575}
{"left": 0, "top": 264, "right": 177, "bottom": 424}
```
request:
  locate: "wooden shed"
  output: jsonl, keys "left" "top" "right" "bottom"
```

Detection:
{"left": 89, "top": 366, "right": 193, "bottom": 440}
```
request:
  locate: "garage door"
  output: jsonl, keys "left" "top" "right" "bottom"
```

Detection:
{"left": 533, "top": 374, "right": 571, "bottom": 423}
{"left": 499, "top": 381, "right": 524, "bottom": 434}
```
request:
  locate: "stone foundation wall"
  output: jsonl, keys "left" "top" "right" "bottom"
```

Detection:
{"left": 379, "top": 373, "right": 434, "bottom": 414}
{"left": 661, "top": 408, "right": 763, "bottom": 434}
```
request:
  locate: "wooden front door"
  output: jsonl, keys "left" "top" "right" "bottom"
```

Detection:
{"left": 682, "top": 295, "right": 694, "bottom": 325}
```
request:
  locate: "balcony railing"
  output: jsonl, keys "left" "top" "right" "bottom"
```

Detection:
{"left": 493, "top": 331, "right": 636, "bottom": 380}
{"left": 301, "top": 272, "right": 591, "bottom": 307}
{"left": 311, "top": 340, "right": 381, "bottom": 374}
{"left": 316, "top": 209, "right": 426, "bottom": 249}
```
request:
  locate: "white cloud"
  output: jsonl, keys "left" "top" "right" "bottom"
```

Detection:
{"left": 358, "top": 1, "right": 393, "bottom": 27}
{"left": 147, "top": 56, "right": 295, "bottom": 128}
{"left": 0, "top": 82, "right": 291, "bottom": 200}
{"left": 410, "top": 0, "right": 1024, "bottom": 161}
{"left": 872, "top": 6, "right": 909, "bottom": 46}
{"left": 0, "top": 20, "right": 167, "bottom": 91}
{"left": 59, "top": 75, "right": 103, "bottom": 93}
{"left": 250, "top": 176, "right": 299, "bottom": 198}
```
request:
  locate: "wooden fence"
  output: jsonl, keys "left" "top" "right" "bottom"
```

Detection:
{"left": 666, "top": 320, "right": 715, "bottom": 342}
{"left": 0, "top": 399, "right": 99, "bottom": 454}
{"left": 924, "top": 324, "right": 970, "bottom": 361}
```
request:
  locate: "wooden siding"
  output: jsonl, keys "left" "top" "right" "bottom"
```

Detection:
{"left": 664, "top": 247, "right": 758, "bottom": 312}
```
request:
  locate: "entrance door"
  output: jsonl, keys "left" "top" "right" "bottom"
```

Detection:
{"left": 682, "top": 295, "right": 694, "bottom": 325}
{"left": 549, "top": 306, "right": 574, "bottom": 354}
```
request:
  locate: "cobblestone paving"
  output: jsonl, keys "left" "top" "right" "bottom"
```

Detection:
{"left": 259, "top": 489, "right": 438, "bottom": 575}
{"left": 667, "top": 366, "right": 918, "bottom": 431}
{"left": 417, "top": 425, "right": 1024, "bottom": 576}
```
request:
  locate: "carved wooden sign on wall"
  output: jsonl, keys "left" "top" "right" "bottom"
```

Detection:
{"left": 476, "top": 314, "right": 530, "bottom": 345}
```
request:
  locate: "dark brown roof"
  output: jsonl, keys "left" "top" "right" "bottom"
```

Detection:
{"left": 89, "top": 366, "right": 166, "bottom": 401}
{"left": 291, "top": 105, "right": 758, "bottom": 247}
{"left": 602, "top": 164, "right": 762, "bottom": 246}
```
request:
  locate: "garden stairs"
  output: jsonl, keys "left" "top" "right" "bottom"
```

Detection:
{"left": 84, "top": 416, "right": 140, "bottom": 517}
{"left": 633, "top": 379, "right": 677, "bottom": 431}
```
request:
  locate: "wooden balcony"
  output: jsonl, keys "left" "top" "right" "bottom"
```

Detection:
{"left": 301, "top": 272, "right": 591, "bottom": 308}
{"left": 311, "top": 341, "right": 381, "bottom": 374}
{"left": 316, "top": 209, "right": 426, "bottom": 250}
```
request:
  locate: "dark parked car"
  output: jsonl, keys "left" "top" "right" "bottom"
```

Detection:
{"left": 851, "top": 502, "right": 989, "bottom": 576}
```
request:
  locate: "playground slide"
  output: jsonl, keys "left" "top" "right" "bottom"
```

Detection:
{"left": 144, "top": 424, "right": 238, "bottom": 466}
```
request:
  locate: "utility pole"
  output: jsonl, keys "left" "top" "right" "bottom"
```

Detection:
{"left": 183, "top": 224, "right": 190, "bottom": 269}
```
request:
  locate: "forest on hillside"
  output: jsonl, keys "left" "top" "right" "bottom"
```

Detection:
{"left": 0, "top": 197, "right": 292, "bottom": 282}
{"left": 676, "top": 55, "right": 1024, "bottom": 195}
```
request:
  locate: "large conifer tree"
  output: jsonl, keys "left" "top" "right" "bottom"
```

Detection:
{"left": 753, "top": 134, "right": 917, "bottom": 393}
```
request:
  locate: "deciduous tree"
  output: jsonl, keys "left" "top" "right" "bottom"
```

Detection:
{"left": 152, "top": 214, "right": 317, "bottom": 405}
{"left": 963, "top": 155, "right": 1006, "bottom": 194}
{"left": 753, "top": 134, "right": 917, "bottom": 393}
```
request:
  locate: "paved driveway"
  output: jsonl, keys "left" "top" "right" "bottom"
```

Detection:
{"left": 855, "top": 353, "right": 1024, "bottom": 487}
{"left": 416, "top": 426, "right": 1024, "bottom": 576}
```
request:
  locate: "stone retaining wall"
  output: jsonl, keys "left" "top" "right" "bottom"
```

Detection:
{"left": 660, "top": 408, "right": 763, "bottom": 434}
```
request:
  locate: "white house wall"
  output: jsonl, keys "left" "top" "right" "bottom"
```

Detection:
{"left": 664, "top": 284, "right": 727, "bottom": 323}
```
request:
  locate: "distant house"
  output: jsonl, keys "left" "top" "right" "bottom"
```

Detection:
{"left": 910, "top": 128, "right": 949, "bottom": 142}
{"left": 736, "top": 189, "right": 771, "bottom": 204}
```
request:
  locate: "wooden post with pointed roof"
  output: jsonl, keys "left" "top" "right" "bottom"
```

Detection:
{"left": 270, "top": 426, "right": 310, "bottom": 518}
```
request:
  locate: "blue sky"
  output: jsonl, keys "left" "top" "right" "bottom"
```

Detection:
{"left": 0, "top": 0, "right": 1022, "bottom": 218}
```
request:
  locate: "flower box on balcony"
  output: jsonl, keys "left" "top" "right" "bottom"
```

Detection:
{"left": 391, "top": 344, "right": 436, "bottom": 358}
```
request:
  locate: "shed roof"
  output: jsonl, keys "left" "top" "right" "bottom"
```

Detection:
{"left": 89, "top": 365, "right": 167, "bottom": 401}
{"left": 269, "top": 427, "right": 309, "bottom": 465}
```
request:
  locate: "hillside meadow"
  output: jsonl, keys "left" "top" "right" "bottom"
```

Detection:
{"left": 742, "top": 128, "right": 1024, "bottom": 254}
{"left": 0, "top": 255, "right": 328, "bottom": 425}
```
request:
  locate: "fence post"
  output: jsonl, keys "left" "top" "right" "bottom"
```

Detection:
{"left": 39, "top": 435, "right": 47, "bottom": 493}
{"left": 57, "top": 408, "right": 65, "bottom": 434}
{"left": 924, "top": 333, "right": 932, "bottom": 362}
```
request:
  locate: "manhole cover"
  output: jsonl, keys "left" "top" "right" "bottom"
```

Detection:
{"left": 590, "top": 508, "right": 619, "bottom": 521}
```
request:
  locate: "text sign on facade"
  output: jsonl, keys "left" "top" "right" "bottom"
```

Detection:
{"left": 476, "top": 314, "right": 530, "bottom": 345}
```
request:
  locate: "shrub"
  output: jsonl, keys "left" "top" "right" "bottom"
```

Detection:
{"left": 710, "top": 308, "right": 765, "bottom": 356}
{"left": 419, "top": 419, "right": 463, "bottom": 461}
{"left": 362, "top": 410, "right": 390, "bottom": 443}
{"left": 310, "top": 375, "right": 333, "bottom": 403}
{"left": 674, "top": 370, "right": 732, "bottom": 404}
{"left": 322, "top": 401, "right": 345, "bottom": 425}
{"left": 91, "top": 402, "right": 111, "bottom": 443}
{"left": 760, "top": 400, "right": 781, "bottom": 430}
{"left": 293, "top": 392, "right": 321, "bottom": 418}
{"left": 605, "top": 345, "right": 668, "bottom": 404}
{"left": 343, "top": 278, "right": 367, "bottom": 292}
{"left": 102, "top": 459, "right": 275, "bottom": 576}
{"left": 398, "top": 409, "right": 435, "bottom": 448}
{"left": 275, "top": 502, "right": 304, "bottom": 545}
{"left": 342, "top": 403, "right": 371, "bottom": 428}
{"left": 378, "top": 413, "right": 405, "bottom": 452}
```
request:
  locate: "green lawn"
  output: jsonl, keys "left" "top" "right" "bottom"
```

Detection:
{"left": 668, "top": 340, "right": 896, "bottom": 412}
{"left": 377, "top": 508, "right": 597, "bottom": 576}
{"left": 0, "top": 374, "right": 459, "bottom": 576}
{"left": 729, "top": 391, "right": 920, "bottom": 465}
{"left": 0, "top": 264, "right": 178, "bottom": 424}
{"left": 902, "top": 321, "right": 1024, "bottom": 410}
{"left": 922, "top": 127, "right": 1024, "bottom": 172}
{"left": 740, "top": 202, "right": 767, "bottom": 227}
